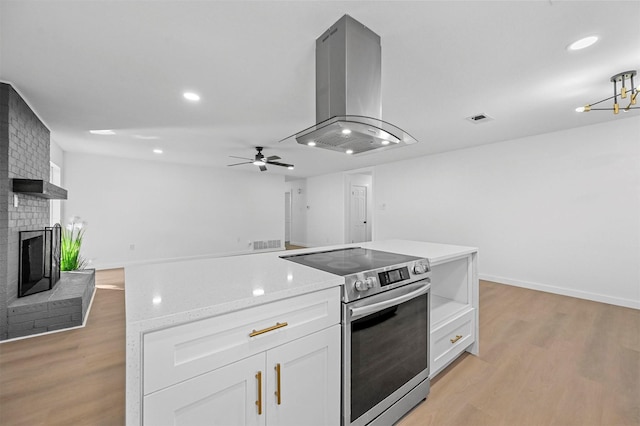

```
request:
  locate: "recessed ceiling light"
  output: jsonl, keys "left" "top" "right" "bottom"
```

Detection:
{"left": 307, "top": 141, "right": 316, "bottom": 147}
{"left": 287, "top": 165, "right": 294, "bottom": 170}
{"left": 183, "top": 92, "right": 201, "bottom": 101}
{"left": 345, "top": 149, "right": 354, "bottom": 155}
{"left": 89, "top": 129, "right": 115, "bottom": 135}
{"left": 153, "top": 149, "right": 163, "bottom": 154}
{"left": 341, "top": 129, "right": 352, "bottom": 135}
{"left": 568, "top": 36, "right": 598, "bottom": 51}
{"left": 381, "top": 140, "right": 390, "bottom": 145}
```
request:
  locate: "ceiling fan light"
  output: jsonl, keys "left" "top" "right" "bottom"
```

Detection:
{"left": 253, "top": 160, "right": 266, "bottom": 166}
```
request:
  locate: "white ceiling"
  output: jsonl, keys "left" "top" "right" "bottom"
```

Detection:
{"left": 1, "top": 0, "right": 639, "bottom": 179}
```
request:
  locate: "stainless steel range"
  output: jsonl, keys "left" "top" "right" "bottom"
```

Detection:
{"left": 281, "top": 247, "right": 431, "bottom": 426}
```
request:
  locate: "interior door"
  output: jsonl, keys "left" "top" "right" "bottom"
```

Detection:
{"left": 284, "top": 192, "right": 291, "bottom": 243}
{"left": 350, "top": 185, "right": 367, "bottom": 243}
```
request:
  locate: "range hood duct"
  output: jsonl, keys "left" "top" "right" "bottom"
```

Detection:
{"left": 286, "top": 15, "right": 418, "bottom": 155}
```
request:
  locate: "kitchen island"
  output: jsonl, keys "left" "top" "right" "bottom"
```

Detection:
{"left": 125, "top": 240, "right": 478, "bottom": 425}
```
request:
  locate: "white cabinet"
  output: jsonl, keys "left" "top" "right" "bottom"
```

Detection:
{"left": 141, "top": 287, "right": 341, "bottom": 426}
{"left": 143, "top": 326, "right": 340, "bottom": 426}
{"left": 429, "top": 253, "right": 478, "bottom": 377}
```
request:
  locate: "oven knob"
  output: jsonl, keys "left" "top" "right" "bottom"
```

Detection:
{"left": 413, "top": 261, "right": 429, "bottom": 275}
{"left": 354, "top": 277, "right": 376, "bottom": 292}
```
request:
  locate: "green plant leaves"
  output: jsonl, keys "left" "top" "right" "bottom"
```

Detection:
{"left": 60, "top": 221, "right": 88, "bottom": 271}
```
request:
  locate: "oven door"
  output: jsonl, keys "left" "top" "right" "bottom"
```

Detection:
{"left": 343, "top": 281, "right": 430, "bottom": 426}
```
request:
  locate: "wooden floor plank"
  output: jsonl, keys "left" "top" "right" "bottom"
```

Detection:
{"left": 1, "top": 271, "right": 638, "bottom": 426}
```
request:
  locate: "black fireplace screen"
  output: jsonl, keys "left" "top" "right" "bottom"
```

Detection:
{"left": 18, "top": 225, "right": 61, "bottom": 298}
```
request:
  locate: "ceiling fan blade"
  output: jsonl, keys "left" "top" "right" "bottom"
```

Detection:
{"left": 227, "top": 161, "right": 252, "bottom": 167}
{"left": 266, "top": 155, "right": 281, "bottom": 161}
{"left": 229, "top": 155, "right": 253, "bottom": 161}
{"left": 267, "top": 161, "right": 294, "bottom": 168}
{"left": 259, "top": 165, "right": 267, "bottom": 172}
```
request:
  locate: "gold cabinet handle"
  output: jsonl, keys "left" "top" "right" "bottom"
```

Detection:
{"left": 249, "top": 322, "right": 288, "bottom": 337}
{"left": 255, "top": 371, "right": 262, "bottom": 415}
{"left": 275, "top": 363, "right": 282, "bottom": 405}
{"left": 450, "top": 334, "right": 463, "bottom": 344}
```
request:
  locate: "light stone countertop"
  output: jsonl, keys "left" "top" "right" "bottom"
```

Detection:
{"left": 124, "top": 250, "right": 344, "bottom": 330}
{"left": 124, "top": 239, "right": 477, "bottom": 331}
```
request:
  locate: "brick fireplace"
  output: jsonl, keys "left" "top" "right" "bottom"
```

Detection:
{"left": 0, "top": 82, "right": 94, "bottom": 340}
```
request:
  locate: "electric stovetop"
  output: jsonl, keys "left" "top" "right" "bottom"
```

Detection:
{"left": 280, "top": 247, "right": 422, "bottom": 276}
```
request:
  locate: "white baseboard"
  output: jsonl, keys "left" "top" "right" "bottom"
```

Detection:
{"left": 479, "top": 273, "right": 640, "bottom": 310}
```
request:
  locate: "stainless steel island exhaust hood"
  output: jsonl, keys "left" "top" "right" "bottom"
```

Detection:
{"left": 283, "top": 15, "right": 418, "bottom": 155}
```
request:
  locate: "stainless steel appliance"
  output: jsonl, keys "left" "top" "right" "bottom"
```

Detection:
{"left": 281, "top": 247, "right": 431, "bottom": 426}
{"left": 279, "top": 15, "right": 418, "bottom": 155}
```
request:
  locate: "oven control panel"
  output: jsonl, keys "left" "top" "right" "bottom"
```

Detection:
{"left": 378, "top": 266, "right": 411, "bottom": 286}
{"left": 344, "top": 258, "right": 431, "bottom": 302}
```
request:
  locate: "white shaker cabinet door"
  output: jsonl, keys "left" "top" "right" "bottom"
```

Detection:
{"left": 266, "top": 325, "right": 341, "bottom": 426}
{"left": 143, "top": 353, "right": 266, "bottom": 426}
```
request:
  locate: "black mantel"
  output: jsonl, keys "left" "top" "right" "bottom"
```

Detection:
{"left": 12, "top": 179, "right": 68, "bottom": 200}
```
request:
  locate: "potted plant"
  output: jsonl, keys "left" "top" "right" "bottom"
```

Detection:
{"left": 60, "top": 216, "right": 88, "bottom": 271}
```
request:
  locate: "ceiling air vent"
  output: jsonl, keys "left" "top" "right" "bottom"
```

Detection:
{"left": 466, "top": 113, "right": 494, "bottom": 123}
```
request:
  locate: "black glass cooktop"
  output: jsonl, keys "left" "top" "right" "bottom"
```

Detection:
{"left": 280, "top": 247, "right": 422, "bottom": 276}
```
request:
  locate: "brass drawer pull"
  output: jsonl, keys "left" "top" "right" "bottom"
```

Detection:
{"left": 249, "top": 322, "right": 288, "bottom": 337}
{"left": 450, "top": 334, "right": 463, "bottom": 344}
{"left": 255, "top": 371, "right": 262, "bottom": 415}
{"left": 275, "top": 363, "right": 282, "bottom": 405}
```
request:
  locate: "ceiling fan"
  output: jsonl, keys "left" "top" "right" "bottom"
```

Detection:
{"left": 227, "top": 146, "right": 294, "bottom": 172}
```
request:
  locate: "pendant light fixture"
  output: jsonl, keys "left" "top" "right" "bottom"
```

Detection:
{"left": 577, "top": 70, "right": 639, "bottom": 114}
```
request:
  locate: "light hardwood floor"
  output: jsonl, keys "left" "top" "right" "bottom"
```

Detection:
{"left": 0, "top": 270, "right": 638, "bottom": 425}
{"left": 0, "top": 269, "right": 125, "bottom": 426}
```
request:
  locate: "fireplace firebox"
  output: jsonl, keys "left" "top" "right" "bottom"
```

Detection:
{"left": 18, "top": 225, "right": 61, "bottom": 298}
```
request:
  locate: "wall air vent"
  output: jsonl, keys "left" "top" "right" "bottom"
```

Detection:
{"left": 253, "top": 240, "right": 282, "bottom": 251}
{"left": 466, "top": 113, "right": 494, "bottom": 123}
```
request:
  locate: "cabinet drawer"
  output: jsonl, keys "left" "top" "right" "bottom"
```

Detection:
{"left": 430, "top": 308, "right": 475, "bottom": 377}
{"left": 144, "top": 286, "right": 340, "bottom": 395}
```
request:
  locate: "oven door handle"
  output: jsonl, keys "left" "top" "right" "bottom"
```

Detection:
{"left": 349, "top": 284, "right": 430, "bottom": 320}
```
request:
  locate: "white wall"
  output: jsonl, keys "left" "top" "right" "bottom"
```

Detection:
{"left": 50, "top": 138, "right": 65, "bottom": 171}
{"left": 305, "top": 172, "right": 345, "bottom": 247}
{"left": 373, "top": 117, "right": 640, "bottom": 308}
{"left": 50, "top": 139, "right": 65, "bottom": 226}
{"left": 64, "top": 152, "right": 285, "bottom": 269}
